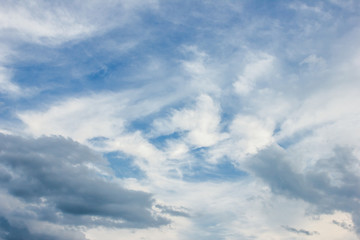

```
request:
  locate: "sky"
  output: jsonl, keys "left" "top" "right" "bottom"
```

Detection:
{"left": 0, "top": 0, "right": 360, "bottom": 239}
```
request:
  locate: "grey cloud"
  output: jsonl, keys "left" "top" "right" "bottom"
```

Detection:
{"left": 248, "top": 145, "right": 360, "bottom": 236}
{"left": 333, "top": 220, "right": 354, "bottom": 232}
{"left": 0, "top": 216, "right": 86, "bottom": 240}
{"left": 0, "top": 134, "right": 169, "bottom": 237}
{"left": 282, "top": 225, "right": 318, "bottom": 236}
{"left": 155, "top": 204, "right": 191, "bottom": 218}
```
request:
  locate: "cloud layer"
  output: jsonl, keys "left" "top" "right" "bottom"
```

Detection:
{"left": 1, "top": 0, "right": 360, "bottom": 239}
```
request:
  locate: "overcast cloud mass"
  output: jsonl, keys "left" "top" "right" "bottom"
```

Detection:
{"left": 0, "top": 0, "right": 360, "bottom": 239}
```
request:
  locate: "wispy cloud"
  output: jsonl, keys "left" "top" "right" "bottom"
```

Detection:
{"left": 0, "top": 67, "right": 20, "bottom": 95}
{"left": 0, "top": 0, "right": 159, "bottom": 46}
{"left": 282, "top": 225, "right": 319, "bottom": 236}
{"left": 1, "top": 0, "right": 360, "bottom": 239}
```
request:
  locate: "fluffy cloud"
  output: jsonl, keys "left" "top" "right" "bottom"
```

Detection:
{"left": 0, "top": 216, "right": 86, "bottom": 240}
{"left": 0, "top": 134, "right": 168, "bottom": 239}
{"left": 249, "top": 145, "right": 360, "bottom": 235}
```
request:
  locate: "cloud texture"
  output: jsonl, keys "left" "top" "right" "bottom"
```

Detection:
{"left": 1, "top": 0, "right": 360, "bottom": 239}
{"left": 0, "top": 134, "right": 167, "bottom": 239}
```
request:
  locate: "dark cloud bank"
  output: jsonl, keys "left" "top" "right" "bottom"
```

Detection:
{"left": 249, "top": 145, "right": 360, "bottom": 236}
{"left": 0, "top": 134, "right": 168, "bottom": 240}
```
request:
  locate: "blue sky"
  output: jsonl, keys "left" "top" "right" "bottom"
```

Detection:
{"left": 1, "top": 0, "right": 360, "bottom": 239}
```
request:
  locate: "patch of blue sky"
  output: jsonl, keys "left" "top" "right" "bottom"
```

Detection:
{"left": 128, "top": 118, "right": 154, "bottom": 135}
{"left": 0, "top": 103, "right": 23, "bottom": 131}
{"left": 128, "top": 97, "right": 193, "bottom": 135}
{"left": 138, "top": 1, "right": 252, "bottom": 58}
{"left": 181, "top": 158, "right": 248, "bottom": 183}
{"left": 12, "top": 61, "right": 64, "bottom": 87}
{"left": 63, "top": 33, "right": 188, "bottom": 92}
{"left": 88, "top": 136, "right": 110, "bottom": 148}
{"left": 7, "top": 46, "right": 159, "bottom": 112}
{"left": 6, "top": 0, "right": 355, "bottom": 105}
{"left": 9, "top": 35, "right": 148, "bottom": 92}
{"left": 149, "top": 132, "right": 183, "bottom": 150}
{"left": 4, "top": 2, "right": 253, "bottom": 106}
{"left": 10, "top": 47, "right": 104, "bottom": 98}
{"left": 216, "top": 113, "right": 233, "bottom": 134}
{"left": 104, "top": 151, "right": 145, "bottom": 180}
{"left": 223, "top": 1, "right": 347, "bottom": 56}
{"left": 189, "top": 146, "right": 208, "bottom": 159}
{"left": 140, "top": 16, "right": 194, "bottom": 46}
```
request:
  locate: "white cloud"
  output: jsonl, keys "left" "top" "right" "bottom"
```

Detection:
{"left": 99, "top": 132, "right": 167, "bottom": 179}
{"left": 300, "top": 54, "right": 326, "bottom": 69}
{"left": 3, "top": 1, "right": 360, "bottom": 239}
{"left": 277, "top": 83, "right": 360, "bottom": 141}
{"left": 0, "top": 64, "right": 37, "bottom": 98}
{"left": 329, "top": 0, "right": 358, "bottom": 10}
{"left": 0, "top": 1, "right": 94, "bottom": 45}
{"left": 92, "top": 174, "right": 358, "bottom": 240}
{"left": 17, "top": 89, "right": 177, "bottom": 142}
{"left": 230, "top": 115, "right": 275, "bottom": 155}
{"left": 0, "top": 67, "right": 20, "bottom": 95}
{"left": 273, "top": 83, "right": 360, "bottom": 172}
{"left": 165, "top": 141, "right": 189, "bottom": 160}
{"left": 0, "top": 0, "right": 159, "bottom": 46}
{"left": 288, "top": 2, "right": 324, "bottom": 14}
{"left": 205, "top": 114, "right": 275, "bottom": 164}
{"left": 17, "top": 90, "right": 178, "bottom": 180}
{"left": 179, "top": 45, "right": 223, "bottom": 95}
{"left": 233, "top": 54, "right": 274, "bottom": 95}
{"left": 152, "top": 94, "right": 228, "bottom": 148}
{"left": 18, "top": 93, "right": 126, "bottom": 142}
